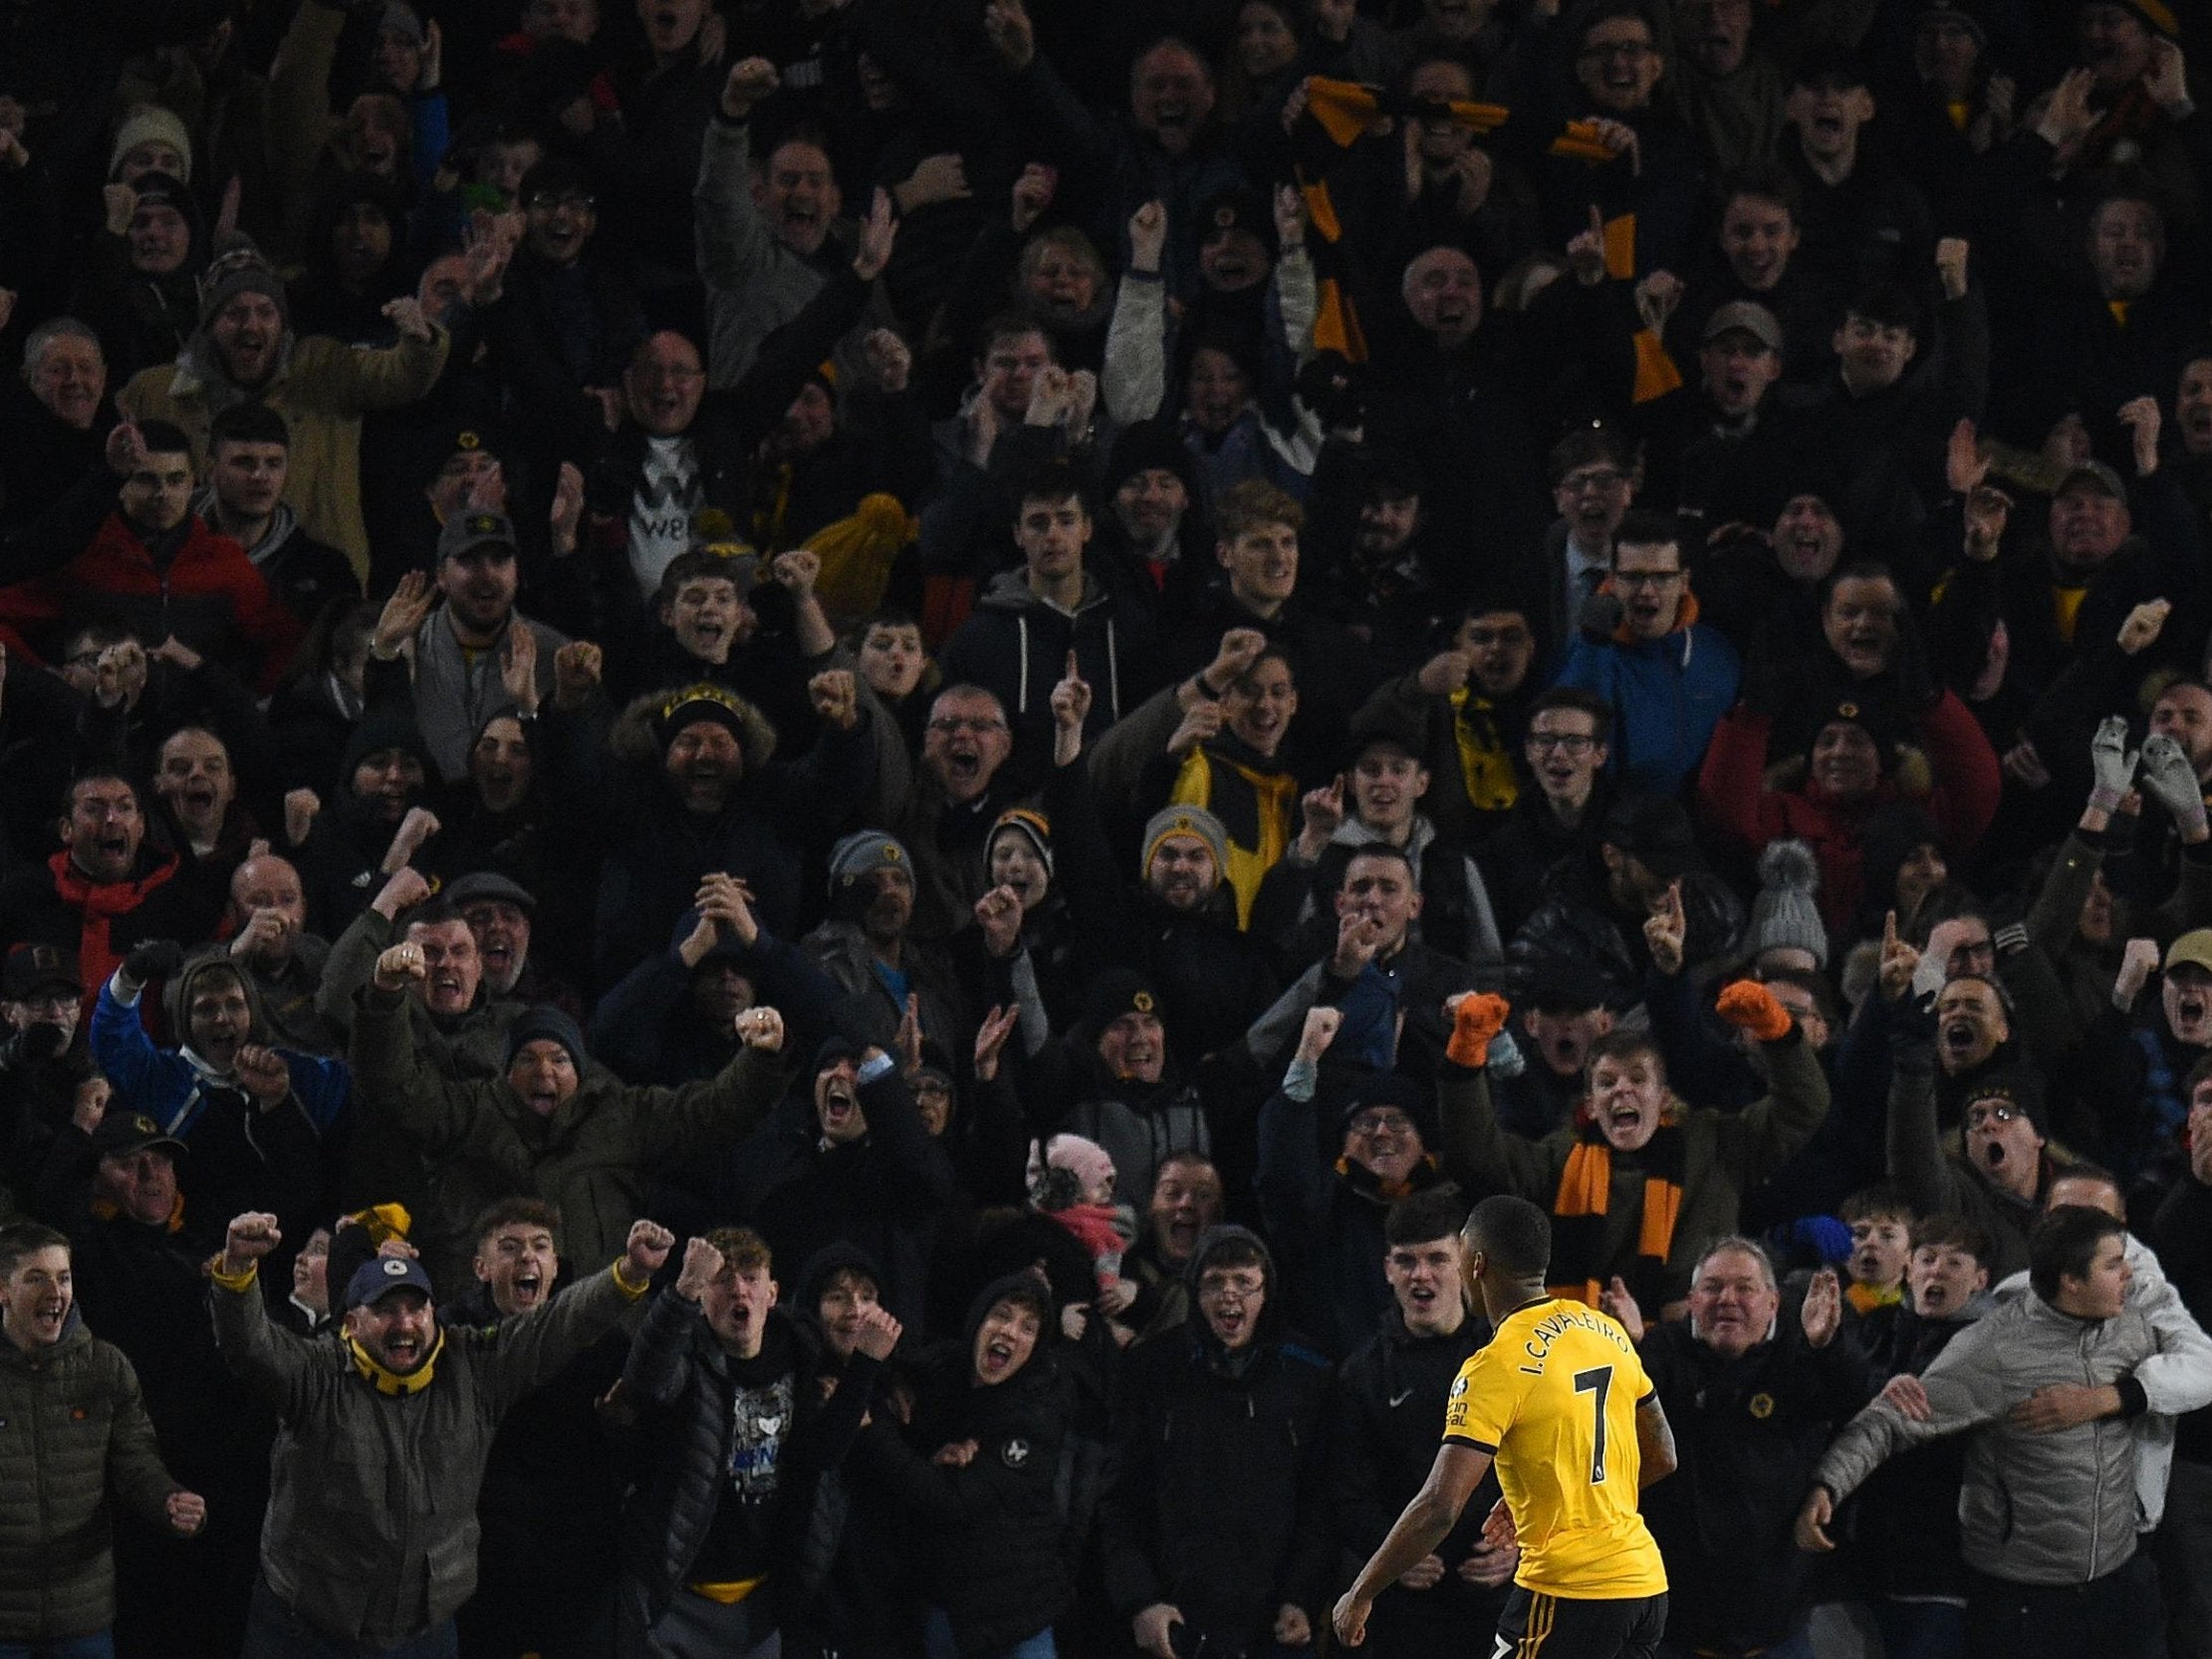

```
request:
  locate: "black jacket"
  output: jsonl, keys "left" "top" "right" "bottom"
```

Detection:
{"left": 1100, "top": 1229, "right": 1334, "bottom": 1646}
{"left": 1331, "top": 1305, "right": 1506, "bottom": 1634}
{"left": 855, "top": 1277, "right": 1101, "bottom": 1656}
{"left": 1639, "top": 1321, "right": 1877, "bottom": 1652}
{"left": 619, "top": 1294, "right": 878, "bottom": 1619}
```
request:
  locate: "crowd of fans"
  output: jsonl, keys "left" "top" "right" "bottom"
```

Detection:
{"left": 3, "top": 0, "right": 2212, "bottom": 1654}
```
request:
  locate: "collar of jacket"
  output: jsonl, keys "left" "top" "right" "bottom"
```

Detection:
{"left": 1598, "top": 584, "right": 1703, "bottom": 647}
{"left": 349, "top": 1328, "right": 444, "bottom": 1395}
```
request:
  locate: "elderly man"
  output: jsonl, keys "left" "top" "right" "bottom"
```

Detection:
{"left": 1, "top": 318, "right": 117, "bottom": 573}
{"left": 225, "top": 851, "right": 339, "bottom": 1054}
{"left": 1636, "top": 1239, "right": 1873, "bottom": 1659}
{"left": 210, "top": 1208, "right": 675, "bottom": 1658}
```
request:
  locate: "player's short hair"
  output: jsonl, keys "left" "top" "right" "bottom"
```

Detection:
{"left": 0, "top": 1223, "right": 69, "bottom": 1281}
{"left": 706, "top": 1226, "right": 772, "bottom": 1276}
{"left": 1464, "top": 1194, "right": 1551, "bottom": 1280}
{"left": 1386, "top": 1188, "right": 1470, "bottom": 1248}
{"left": 471, "top": 1197, "right": 561, "bottom": 1248}
{"left": 1692, "top": 1236, "right": 1776, "bottom": 1293}
{"left": 1908, "top": 1214, "right": 1990, "bottom": 1266}
{"left": 1840, "top": 1186, "right": 1914, "bottom": 1227}
{"left": 2028, "top": 1206, "right": 2124, "bottom": 1304}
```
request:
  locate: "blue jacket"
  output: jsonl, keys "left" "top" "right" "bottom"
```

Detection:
{"left": 90, "top": 970, "right": 352, "bottom": 1139}
{"left": 1556, "top": 616, "right": 1740, "bottom": 796}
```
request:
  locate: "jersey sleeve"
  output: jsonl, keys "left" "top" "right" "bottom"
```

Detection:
{"left": 1442, "top": 1343, "right": 1525, "bottom": 1453}
{"left": 1621, "top": 1334, "right": 1657, "bottom": 1406}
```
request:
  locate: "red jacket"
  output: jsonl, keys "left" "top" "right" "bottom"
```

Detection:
{"left": 1696, "top": 692, "right": 2002, "bottom": 929}
{"left": 0, "top": 511, "right": 303, "bottom": 692}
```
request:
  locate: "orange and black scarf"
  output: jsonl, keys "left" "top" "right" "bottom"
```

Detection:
{"left": 1547, "top": 1110, "right": 1685, "bottom": 1309}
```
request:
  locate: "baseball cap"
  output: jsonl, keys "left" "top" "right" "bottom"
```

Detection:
{"left": 2165, "top": 930, "right": 2212, "bottom": 976}
{"left": 437, "top": 509, "right": 519, "bottom": 563}
{"left": 344, "top": 1254, "right": 436, "bottom": 1310}
{"left": 90, "top": 1112, "right": 187, "bottom": 1160}
{"left": 3, "top": 942, "right": 82, "bottom": 1001}
{"left": 1702, "top": 301, "right": 1784, "bottom": 356}
{"left": 2057, "top": 459, "right": 2128, "bottom": 503}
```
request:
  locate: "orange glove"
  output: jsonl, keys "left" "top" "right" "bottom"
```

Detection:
{"left": 1716, "top": 981, "right": 1793, "bottom": 1043}
{"left": 1447, "top": 994, "right": 1511, "bottom": 1068}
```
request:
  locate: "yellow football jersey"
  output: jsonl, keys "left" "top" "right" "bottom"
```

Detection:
{"left": 1442, "top": 1298, "right": 1668, "bottom": 1599}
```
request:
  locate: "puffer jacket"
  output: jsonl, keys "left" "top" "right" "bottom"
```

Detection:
{"left": 618, "top": 1295, "right": 876, "bottom": 1619}
{"left": 0, "top": 1311, "right": 181, "bottom": 1642}
{"left": 210, "top": 1257, "right": 644, "bottom": 1649}
{"left": 1554, "top": 598, "right": 1741, "bottom": 797}
{"left": 1816, "top": 1288, "right": 2212, "bottom": 1585}
{"left": 351, "top": 985, "right": 786, "bottom": 1290}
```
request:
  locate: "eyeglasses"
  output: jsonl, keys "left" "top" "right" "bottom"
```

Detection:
{"left": 1196, "top": 1271, "right": 1266, "bottom": 1301}
{"left": 1612, "top": 569, "right": 1684, "bottom": 589}
{"left": 1349, "top": 1109, "right": 1416, "bottom": 1136}
{"left": 928, "top": 717, "right": 1007, "bottom": 737}
{"left": 1965, "top": 1102, "right": 2024, "bottom": 1127}
{"left": 1526, "top": 732, "right": 1598, "bottom": 755}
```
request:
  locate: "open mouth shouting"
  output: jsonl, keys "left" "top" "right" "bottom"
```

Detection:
{"left": 508, "top": 1267, "right": 546, "bottom": 1309}
{"left": 977, "top": 1333, "right": 1020, "bottom": 1378}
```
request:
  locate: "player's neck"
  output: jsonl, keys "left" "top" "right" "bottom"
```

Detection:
{"left": 1481, "top": 1278, "right": 1551, "bottom": 1322}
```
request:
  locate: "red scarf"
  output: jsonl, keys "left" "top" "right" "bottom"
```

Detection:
{"left": 48, "top": 848, "right": 180, "bottom": 1004}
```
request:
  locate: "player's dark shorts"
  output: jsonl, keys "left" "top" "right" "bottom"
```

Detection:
{"left": 1489, "top": 1586, "right": 1667, "bottom": 1659}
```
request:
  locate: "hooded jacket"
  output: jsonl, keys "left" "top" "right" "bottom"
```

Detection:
{"left": 1100, "top": 1227, "right": 1334, "bottom": 1644}
{"left": 855, "top": 1274, "right": 1092, "bottom": 1656}
{"left": 938, "top": 570, "right": 1156, "bottom": 757}
{"left": 90, "top": 956, "right": 350, "bottom": 1141}
{"left": 1555, "top": 592, "right": 1741, "bottom": 797}
{"left": 1816, "top": 1286, "right": 2212, "bottom": 1587}
{"left": 0, "top": 1308, "right": 184, "bottom": 1642}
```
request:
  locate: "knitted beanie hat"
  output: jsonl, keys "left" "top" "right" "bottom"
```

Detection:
{"left": 111, "top": 105, "right": 194, "bottom": 182}
{"left": 1745, "top": 839, "right": 1829, "bottom": 968}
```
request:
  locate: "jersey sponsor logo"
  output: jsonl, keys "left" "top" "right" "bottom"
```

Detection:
{"left": 1389, "top": 1389, "right": 1415, "bottom": 1408}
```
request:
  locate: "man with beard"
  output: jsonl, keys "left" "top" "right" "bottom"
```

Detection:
{"left": 1355, "top": 596, "right": 1544, "bottom": 840}
{"left": 802, "top": 831, "right": 962, "bottom": 1057}
{"left": 0, "top": 418, "right": 304, "bottom": 694}
{"left": 725, "top": 1036, "right": 956, "bottom": 1327}
{"left": 210, "top": 1209, "right": 674, "bottom": 1658}
{"left": 1094, "top": 420, "right": 1209, "bottom": 632}
{"left": 1258, "top": 1007, "right": 1456, "bottom": 1359}
{"left": 1329, "top": 1189, "right": 1513, "bottom": 1659}
{"left": 450, "top": 870, "right": 577, "bottom": 1016}
{"left": 448, "top": 1199, "right": 631, "bottom": 1659}
{"left": 1436, "top": 980, "right": 1827, "bottom": 1320}
{"left": 223, "top": 850, "right": 341, "bottom": 1055}
{"left": 384, "top": 508, "right": 568, "bottom": 784}
{"left": 1109, "top": 806, "right": 1277, "bottom": 1069}
{"left": 0, "top": 772, "right": 225, "bottom": 1002}
{"left": 118, "top": 236, "right": 449, "bottom": 578}
{"left": 1558, "top": 510, "right": 1740, "bottom": 795}
{"left": 192, "top": 401, "right": 360, "bottom": 628}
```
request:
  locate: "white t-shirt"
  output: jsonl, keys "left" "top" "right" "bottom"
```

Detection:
{"left": 627, "top": 434, "right": 705, "bottom": 597}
